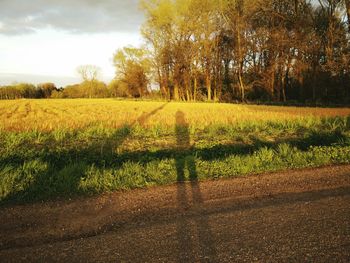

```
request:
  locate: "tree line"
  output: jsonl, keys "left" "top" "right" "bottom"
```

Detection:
{"left": 135, "top": 0, "right": 350, "bottom": 103}
{"left": 0, "top": 63, "right": 152, "bottom": 100}
{"left": 0, "top": 81, "right": 133, "bottom": 100}
{"left": 1, "top": 0, "right": 349, "bottom": 104}
{"left": 0, "top": 83, "right": 58, "bottom": 100}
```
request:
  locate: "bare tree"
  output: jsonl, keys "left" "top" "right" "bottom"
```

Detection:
{"left": 76, "top": 65, "right": 101, "bottom": 82}
{"left": 76, "top": 65, "right": 101, "bottom": 98}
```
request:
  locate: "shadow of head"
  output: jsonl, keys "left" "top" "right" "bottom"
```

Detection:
{"left": 175, "top": 110, "right": 187, "bottom": 126}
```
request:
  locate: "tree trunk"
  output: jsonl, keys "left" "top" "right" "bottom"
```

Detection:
{"left": 158, "top": 68, "right": 167, "bottom": 99}
{"left": 237, "top": 26, "right": 245, "bottom": 102}
{"left": 312, "top": 64, "right": 317, "bottom": 102}
{"left": 193, "top": 77, "right": 198, "bottom": 102}
{"left": 294, "top": 0, "right": 299, "bottom": 15}
{"left": 174, "top": 82, "right": 180, "bottom": 101}
{"left": 238, "top": 69, "right": 245, "bottom": 101}
{"left": 206, "top": 73, "right": 212, "bottom": 101}
{"left": 346, "top": 0, "right": 350, "bottom": 33}
{"left": 186, "top": 89, "right": 190, "bottom": 101}
{"left": 270, "top": 67, "right": 276, "bottom": 100}
{"left": 282, "top": 66, "right": 289, "bottom": 103}
{"left": 213, "top": 77, "right": 218, "bottom": 102}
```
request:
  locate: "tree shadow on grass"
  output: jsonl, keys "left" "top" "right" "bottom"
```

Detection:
{"left": 0, "top": 110, "right": 348, "bottom": 205}
{"left": 1, "top": 103, "right": 169, "bottom": 204}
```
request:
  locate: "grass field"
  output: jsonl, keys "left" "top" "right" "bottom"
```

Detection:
{"left": 1, "top": 99, "right": 350, "bottom": 203}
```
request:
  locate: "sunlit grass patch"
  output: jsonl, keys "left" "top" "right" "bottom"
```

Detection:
{"left": 1, "top": 99, "right": 349, "bottom": 131}
{"left": 0, "top": 99, "right": 349, "bottom": 203}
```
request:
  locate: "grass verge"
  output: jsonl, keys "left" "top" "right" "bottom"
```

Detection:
{"left": 0, "top": 116, "right": 349, "bottom": 204}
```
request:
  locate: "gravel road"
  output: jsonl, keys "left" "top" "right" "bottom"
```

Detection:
{"left": 1, "top": 165, "right": 350, "bottom": 262}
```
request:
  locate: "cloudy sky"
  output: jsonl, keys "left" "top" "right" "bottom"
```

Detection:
{"left": 0, "top": 0, "right": 144, "bottom": 86}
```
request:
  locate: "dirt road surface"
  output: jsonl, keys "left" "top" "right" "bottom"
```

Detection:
{"left": 1, "top": 165, "right": 350, "bottom": 262}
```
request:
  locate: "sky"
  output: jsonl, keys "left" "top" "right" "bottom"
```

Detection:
{"left": 0, "top": 0, "right": 144, "bottom": 87}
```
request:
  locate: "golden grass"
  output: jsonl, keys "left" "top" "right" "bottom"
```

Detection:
{"left": 0, "top": 99, "right": 349, "bottom": 131}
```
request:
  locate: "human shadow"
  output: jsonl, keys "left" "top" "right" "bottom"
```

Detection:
{"left": 175, "top": 110, "right": 218, "bottom": 262}
{"left": 1, "top": 108, "right": 347, "bottom": 205}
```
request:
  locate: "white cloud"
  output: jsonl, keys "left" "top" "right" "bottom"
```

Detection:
{"left": 0, "top": 0, "right": 144, "bottom": 35}
{"left": 0, "top": 1, "right": 145, "bottom": 83}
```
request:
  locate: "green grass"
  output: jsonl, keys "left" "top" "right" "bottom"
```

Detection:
{"left": 1, "top": 116, "right": 350, "bottom": 204}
